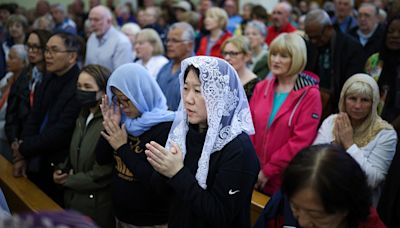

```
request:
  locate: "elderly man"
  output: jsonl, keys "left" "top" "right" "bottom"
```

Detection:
{"left": 349, "top": 3, "right": 384, "bottom": 60}
{"left": 156, "top": 22, "right": 194, "bottom": 111}
{"left": 304, "top": 9, "right": 364, "bottom": 119}
{"left": 265, "top": 2, "right": 297, "bottom": 45}
{"left": 332, "top": 0, "right": 357, "bottom": 33}
{"left": 50, "top": 3, "right": 77, "bottom": 34}
{"left": 85, "top": 5, "right": 132, "bottom": 71}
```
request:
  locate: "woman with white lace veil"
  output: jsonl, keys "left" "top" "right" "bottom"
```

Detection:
{"left": 145, "top": 56, "right": 260, "bottom": 227}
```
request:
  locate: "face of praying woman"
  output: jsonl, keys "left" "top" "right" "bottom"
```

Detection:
{"left": 7, "top": 48, "right": 25, "bottom": 73}
{"left": 111, "top": 87, "right": 141, "bottom": 118}
{"left": 183, "top": 69, "right": 208, "bottom": 129}
{"left": 290, "top": 187, "right": 348, "bottom": 228}
{"left": 26, "top": 33, "right": 44, "bottom": 64}
{"left": 344, "top": 93, "right": 372, "bottom": 123}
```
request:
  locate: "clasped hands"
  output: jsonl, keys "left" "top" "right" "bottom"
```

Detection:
{"left": 333, "top": 112, "right": 354, "bottom": 149}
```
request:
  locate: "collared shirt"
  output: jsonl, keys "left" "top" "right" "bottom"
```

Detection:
{"left": 357, "top": 24, "right": 378, "bottom": 46}
{"left": 85, "top": 26, "right": 133, "bottom": 71}
{"left": 156, "top": 60, "right": 182, "bottom": 111}
{"left": 332, "top": 16, "right": 358, "bottom": 33}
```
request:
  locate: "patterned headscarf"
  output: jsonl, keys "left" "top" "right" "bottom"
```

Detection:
{"left": 337, "top": 73, "right": 393, "bottom": 147}
{"left": 107, "top": 63, "right": 175, "bottom": 136}
{"left": 166, "top": 56, "right": 254, "bottom": 189}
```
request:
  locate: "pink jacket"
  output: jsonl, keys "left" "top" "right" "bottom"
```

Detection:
{"left": 249, "top": 72, "right": 322, "bottom": 195}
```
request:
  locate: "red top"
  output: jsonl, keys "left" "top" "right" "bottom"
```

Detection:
{"left": 196, "top": 31, "right": 232, "bottom": 58}
{"left": 265, "top": 23, "right": 297, "bottom": 45}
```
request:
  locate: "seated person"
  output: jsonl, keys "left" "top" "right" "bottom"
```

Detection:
{"left": 254, "top": 144, "right": 386, "bottom": 228}
{"left": 314, "top": 73, "right": 397, "bottom": 206}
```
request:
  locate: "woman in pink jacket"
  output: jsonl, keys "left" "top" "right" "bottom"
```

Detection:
{"left": 249, "top": 33, "right": 322, "bottom": 196}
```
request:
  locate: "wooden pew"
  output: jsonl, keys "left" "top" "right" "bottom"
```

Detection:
{"left": 0, "top": 154, "right": 62, "bottom": 213}
{"left": 251, "top": 190, "right": 270, "bottom": 225}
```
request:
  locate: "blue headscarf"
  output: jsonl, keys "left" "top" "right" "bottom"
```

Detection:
{"left": 106, "top": 63, "right": 175, "bottom": 136}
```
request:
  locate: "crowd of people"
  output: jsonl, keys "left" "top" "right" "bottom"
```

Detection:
{"left": 0, "top": 0, "right": 399, "bottom": 227}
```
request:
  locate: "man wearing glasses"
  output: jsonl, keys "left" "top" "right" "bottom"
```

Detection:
{"left": 304, "top": 9, "right": 364, "bottom": 120}
{"left": 13, "top": 32, "right": 82, "bottom": 205}
{"left": 156, "top": 22, "right": 195, "bottom": 111}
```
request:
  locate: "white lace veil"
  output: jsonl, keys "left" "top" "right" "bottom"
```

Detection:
{"left": 165, "top": 56, "right": 255, "bottom": 189}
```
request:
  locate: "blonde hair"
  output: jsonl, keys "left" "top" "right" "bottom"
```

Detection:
{"left": 221, "top": 35, "right": 251, "bottom": 55}
{"left": 268, "top": 33, "right": 307, "bottom": 77}
{"left": 136, "top": 28, "right": 165, "bottom": 56}
{"left": 206, "top": 7, "right": 228, "bottom": 30}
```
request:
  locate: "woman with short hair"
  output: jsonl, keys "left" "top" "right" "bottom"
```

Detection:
{"left": 134, "top": 28, "right": 168, "bottom": 78}
{"left": 254, "top": 144, "right": 385, "bottom": 227}
{"left": 250, "top": 33, "right": 322, "bottom": 196}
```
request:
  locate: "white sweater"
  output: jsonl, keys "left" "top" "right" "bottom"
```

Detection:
{"left": 313, "top": 114, "right": 397, "bottom": 206}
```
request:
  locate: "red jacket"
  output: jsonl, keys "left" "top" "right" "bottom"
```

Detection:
{"left": 196, "top": 31, "right": 232, "bottom": 58}
{"left": 249, "top": 72, "right": 322, "bottom": 195}
{"left": 265, "top": 23, "right": 297, "bottom": 45}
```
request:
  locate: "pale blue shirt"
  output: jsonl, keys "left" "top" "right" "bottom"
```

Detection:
{"left": 85, "top": 26, "right": 133, "bottom": 71}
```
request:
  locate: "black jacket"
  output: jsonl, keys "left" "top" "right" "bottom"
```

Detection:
{"left": 349, "top": 23, "right": 385, "bottom": 61}
{"left": 306, "top": 31, "right": 365, "bottom": 113}
{"left": 166, "top": 126, "right": 260, "bottom": 228}
{"left": 96, "top": 121, "right": 172, "bottom": 226}
{"left": 20, "top": 64, "right": 81, "bottom": 164}
{"left": 5, "top": 68, "right": 36, "bottom": 144}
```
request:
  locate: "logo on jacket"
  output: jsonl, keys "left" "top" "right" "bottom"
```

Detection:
{"left": 228, "top": 189, "right": 240, "bottom": 195}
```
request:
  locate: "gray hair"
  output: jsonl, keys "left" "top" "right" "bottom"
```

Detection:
{"left": 10, "top": 44, "right": 28, "bottom": 65}
{"left": 305, "top": 9, "right": 332, "bottom": 27}
{"left": 51, "top": 3, "right": 66, "bottom": 13}
{"left": 359, "top": 3, "right": 379, "bottom": 15}
{"left": 245, "top": 20, "right": 267, "bottom": 38}
{"left": 169, "top": 22, "right": 195, "bottom": 43}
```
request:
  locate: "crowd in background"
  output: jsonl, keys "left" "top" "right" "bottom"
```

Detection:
{"left": 0, "top": 0, "right": 399, "bottom": 227}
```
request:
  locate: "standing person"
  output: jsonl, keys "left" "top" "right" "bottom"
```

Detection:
{"left": 196, "top": 7, "right": 231, "bottom": 58}
{"left": 254, "top": 144, "right": 386, "bottom": 228}
{"left": 98, "top": 63, "right": 175, "bottom": 227}
{"left": 332, "top": 0, "right": 358, "bottom": 33}
{"left": 142, "top": 56, "right": 259, "bottom": 227}
{"left": 265, "top": 2, "right": 297, "bottom": 46}
{"left": 53, "top": 65, "right": 114, "bottom": 228}
{"left": 250, "top": 33, "right": 322, "bottom": 196}
{"left": 5, "top": 29, "right": 51, "bottom": 162}
{"left": 244, "top": 20, "right": 269, "bottom": 79}
{"left": 12, "top": 32, "right": 82, "bottom": 205}
{"left": 85, "top": 5, "right": 133, "bottom": 71}
{"left": 314, "top": 74, "right": 397, "bottom": 206}
{"left": 134, "top": 28, "right": 168, "bottom": 78}
{"left": 221, "top": 35, "right": 258, "bottom": 100}
{"left": 157, "top": 22, "right": 195, "bottom": 111}
{"left": 0, "top": 45, "right": 28, "bottom": 161}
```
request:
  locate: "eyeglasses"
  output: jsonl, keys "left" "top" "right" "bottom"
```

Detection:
{"left": 221, "top": 51, "right": 243, "bottom": 57}
{"left": 306, "top": 26, "right": 327, "bottom": 42}
{"left": 26, "top": 44, "right": 43, "bottom": 53}
{"left": 111, "top": 94, "right": 131, "bottom": 107}
{"left": 44, "top": 48, "right": 76, "bottom": 56}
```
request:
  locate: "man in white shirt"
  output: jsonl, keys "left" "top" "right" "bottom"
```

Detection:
{"left": 85, "top": 5, "right": 133, "bottom": 71}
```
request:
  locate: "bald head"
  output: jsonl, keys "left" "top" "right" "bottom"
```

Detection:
{"left": 89, "top": 5, "right": 113, "bottom": 37}
{"left": 271, "top": 2, "right": 292, "bottom": 28}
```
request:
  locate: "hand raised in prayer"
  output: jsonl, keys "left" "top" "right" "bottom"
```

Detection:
{"left": 101, "top": 118, "right": 128, "bottom": 151}
{"left": 145, "top": 142, "right": 184, "bottom": 178}
{"left": 334, "top": 112, "right": 354, "bottom": 149}
{"left": 100, "top": 94, "right": 121, "bottom": 125}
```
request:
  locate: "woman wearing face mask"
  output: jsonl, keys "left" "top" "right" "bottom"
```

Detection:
{"left": 97, "top": 63, "right": 175, "bottom": 227}
{"left": 53, "top": 64, "right": 114, "bottom": 228}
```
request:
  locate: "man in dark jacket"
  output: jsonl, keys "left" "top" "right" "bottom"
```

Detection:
{"left": 349, "top": 3, "right": 384, "bottom": 61}
{"left": 304, "top": 9, "right": 364, "bottom": 119}
{"left": 12, "top": 32, "right": 82, "bottom": 204}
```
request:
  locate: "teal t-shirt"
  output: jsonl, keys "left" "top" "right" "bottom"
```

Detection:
{"left": 268, "top": 92, "right": 289, "bottom": 127}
